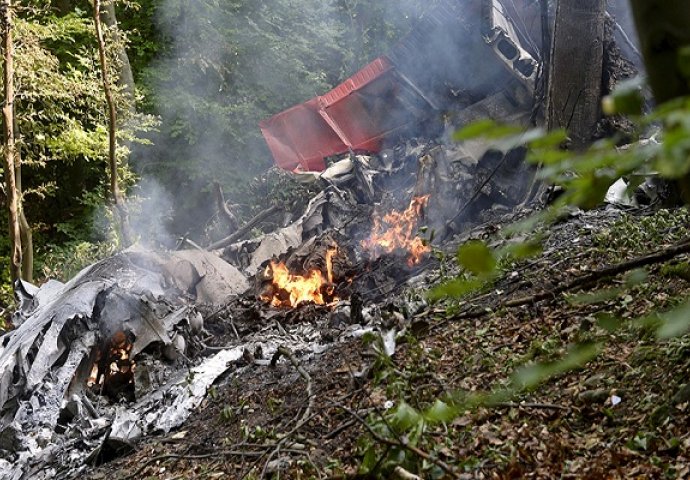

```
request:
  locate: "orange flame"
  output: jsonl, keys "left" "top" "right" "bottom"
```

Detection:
{"left": 88, "top": 331, "right": 136, "bottom": 388}
{"left": 261, "top": 246, "right": 339, "bottom": 308}
{"left": 361, "top": 195, "right": 431, "bottom": 266}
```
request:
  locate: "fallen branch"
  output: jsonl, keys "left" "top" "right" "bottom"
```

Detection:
{"left": 456, "top": 238, "right": 690, "bottom": 320}
{"left": 393, "top": 466, "right": 422, "bottom": 480}
{"left": 338, "top": 404, "right": 461, "bottom": 479}
{"left": 262, "top": 346, "right": 316, "bottom": 479}
{"left": 270, "top": 346, "right": 314, "bottom": 430}
{"left": 494, "top": 401, "right": 569, "bottom": 411}
{"left": 123, "top": 450, "right": 264, "bottom": 480}
{"left": 180, "top": 237, "right": 206, "bottom": 252}
{"left": 214, "top": 181, "right": 239, "bottom": 233}
{"left": 207, "top": 204, "right": 282, "bottom": 250}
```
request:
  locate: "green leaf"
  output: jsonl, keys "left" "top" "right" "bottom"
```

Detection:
{"left": 457, "top": 241, "right": 496, "bottom": 276}
{"left": 428, "top": 277, "right": 483, "bottom": 301}
{"left": 454, "top": 119, "right": 498, "bottom": 141}
{"left": 602, "top": 76, "right": 645, "bottom": 116}
{"left": 624, "top": 268, "right": 649, "bottom": 287}
{"left": 657, "top": 300, "right": 690, "bottom": 339}
{"left": 567, "top": 287, "right": 623, "bottom": 306}
{"left": 391, "top": 402, "right": 423, "bottom": 431}
{"left": 499, "top": 238, "right": 543, "bottom": 261}
{"left": 678, "top": 46, "right": 690, "bottom": 81}
{"left": 596, "top": 313, "right": 623, "bottom": 333}
{"left": 527, "top": 129, "right": 568, "bottom": 151}
{"left": 424, "top": 400, "right": 457, "bottom": 424}
{"left": 512, "top": 342, "right": 601, "bottom": 390}
{"left": 453, "top": 119, "right": 525, "bottom": 141}
{"left": 360, "top": 445, "right": 378, "bottom": 473}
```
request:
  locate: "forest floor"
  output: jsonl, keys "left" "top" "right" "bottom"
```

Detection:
{"left": 84, "top": 206, "right": 690, "bottom": 479}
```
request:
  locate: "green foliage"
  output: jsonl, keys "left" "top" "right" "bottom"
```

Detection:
{"left": 0, "top": 3, "right": 150, "bottom": 296}
{"left": 358, "top": 331, "right": 602, "bottom": 477}
{"left": 39, "top": 240, "right": 117, "bottom": 282}
{"left": 137, "top": 0, "right": 349, "bottom": 194}
{"left": 511, "top": 342, "right": 602, "bottom": 391}
{"left": 456, "top": 241, "right": 496, "bottom": 277}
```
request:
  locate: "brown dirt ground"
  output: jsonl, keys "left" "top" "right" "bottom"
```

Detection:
{"left": 83, "top": 207, "right": 690, "bottom": 479}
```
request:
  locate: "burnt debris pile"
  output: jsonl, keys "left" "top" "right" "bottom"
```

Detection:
{"left": 0, "top": 1, "right": 642, "bottom": 478}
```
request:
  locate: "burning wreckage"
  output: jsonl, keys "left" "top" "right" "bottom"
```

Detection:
{"left": 0, "top": 1, "right": 639, "bottom": 478}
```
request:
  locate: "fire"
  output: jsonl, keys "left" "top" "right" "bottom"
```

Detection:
{"left": 261, "top": 246, "right": 339, "bottom": 308}
{"left": 87, "top": 331, "right": 136, "bottom": 395}
{"left": 361, "top": 195, "right": 431, "bottom": 266}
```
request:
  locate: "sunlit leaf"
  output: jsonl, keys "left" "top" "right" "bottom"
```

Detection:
{"left": 428, "top": 277, "right": 484, "bottom": 301}
{"left": 424, "top": 400, "right": 457, "bottom": 424}
{"left": 391, "top": 402, "right": 423, "bottom": 431}
{"left": 657, "top": 301, "right": 690, "bottom": 339}
{"left": 457, "top": 241, "right": 496, "bottom": 276}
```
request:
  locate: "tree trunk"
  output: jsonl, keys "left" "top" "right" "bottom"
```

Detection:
{"left": 15, "top": 161, "right": 32, "bottom": 283}
{"left": 92, "top": 0, "right": 132, "bottom": 246}
{"left": 546, "top": 0, "right": 606, "bottom": 149}
{"left": 1, "top": 0, "right": 21, "bottom": 283}
{"left": 213, "top": 182, "right": 238, "bottom": 234}
{"left": 54, "top": 0, "right": 75, "bottom": 15}
{"left": 101, "top": 1, "right": 135, "bottom": 109}
{"left": 628, "top": 0, "right": 690, "bottom": 202}
{"left": 629, "top": 1, "right": 690, "bottom": 103}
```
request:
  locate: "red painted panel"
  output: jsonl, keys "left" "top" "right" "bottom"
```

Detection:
{"left": 259, "top": 98, "right": 345, "bottom": 172}
{"left": 260, "top": 57, "right": 422, "bottom": 172}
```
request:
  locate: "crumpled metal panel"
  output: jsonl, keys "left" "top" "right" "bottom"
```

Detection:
{"left": 0, "top": 250, "right": 252, "bottom": 479}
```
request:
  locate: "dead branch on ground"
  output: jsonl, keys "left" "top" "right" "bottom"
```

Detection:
{"left": 262, "top": 346, "right": 316, "bottom": 479}
{"left": 123, "top": 450, "right": 264, "bottom": 480}
{"left": 494, "top": 401, "right": 568, "bottom": 410}
{"left": 207, "top": 204, "right": 283, "bottom": 250}
{"left": 455, "top": 237, "right": 690, "bottom": 320}
{"left": 337, "top": 404, "right": 462, "bottom": 479}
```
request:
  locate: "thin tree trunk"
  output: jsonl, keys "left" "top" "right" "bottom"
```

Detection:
{"left": 539, "top": 0, "right": 551, "bottom": 88}
{"left": 546, "top": 0, "right": 606, "bottom": 149}
{"left": 1, "top": 0, "right": 21, "bottom": 283}
{"left": 101, "top": 1, "right": 135, "bottom": 108}
{"left": 15, "top": 161, "right": 32, "bottom": 283}
{"left": 54, "top": 0, "right": 75, "bottom": 15}
{"left": 92, "top": 0, "right": 132, "bottom": 246}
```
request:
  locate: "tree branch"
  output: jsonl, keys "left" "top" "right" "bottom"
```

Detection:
{"left": 456, "top": 237, "right": 690, "bottom": 320}
{"left": 337, "top": 404, "right": 461, "bottom": 479}
{"left": 213, "top": 181, "right": 239, "bottom": 233}
{"left": 207, "top": 204, "right": 282, "bottom": 250}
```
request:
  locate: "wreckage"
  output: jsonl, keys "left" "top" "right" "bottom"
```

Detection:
{"left": 0, "top": 0, "right": 642, "bottom": 478}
